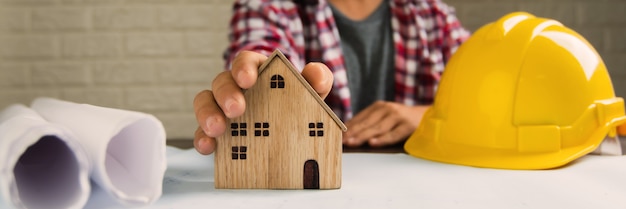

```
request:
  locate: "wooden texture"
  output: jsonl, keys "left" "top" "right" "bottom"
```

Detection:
{"left": 215, "top": 50, "right": 346, "bottom": 189}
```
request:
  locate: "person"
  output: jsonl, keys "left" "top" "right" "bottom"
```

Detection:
{"left": 193, "top": 0, "right": 470, "bottom": 155}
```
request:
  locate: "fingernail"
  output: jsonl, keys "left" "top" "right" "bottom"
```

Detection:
{"left": 205, "top": 116, "right": 216, "bottom": 136}
{"left": 370, "top": 138, "right": 379, "bottom": 144}
{"left": 348, "top": 137, "right": 355, "bottom": 143}
{"left": 237, "top": 71, "right": 246, "bottom": 85}
{"left": 198, "top": 137, "right": 207, "bottom": 148}
{"left": 196, "top": 137, "right": 210, "bottom": 155}
{"left": 224, "top": 98, "right": 237, "bottom": 117}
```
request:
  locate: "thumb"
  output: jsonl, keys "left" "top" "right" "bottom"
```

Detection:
{"left": 301, "top": 62, "right": 333, "bottom": 99}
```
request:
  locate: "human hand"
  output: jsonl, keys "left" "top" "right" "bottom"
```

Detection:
{"left": 343, "top": 101, "right": 429, "bottom": 147}
{"left": 193, "top": 51, "right": 334, "bottom": 155}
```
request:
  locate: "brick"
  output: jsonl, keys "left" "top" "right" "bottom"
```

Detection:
{"left": 32, "top": 7, "right": 88, "bottom": 30}
{"left": 571, "top": 26, "right": 606, "bottom": 53}
{"left": 32, "top": 62, "right": 90, "bottom": 86}
{"left": 0, "top": 63, "right": 30, "bottom": 87}
{"left": 60, "top": 0, "right": 85, "bottom": 3}
{"left": 61, "top": 87, "right": 125, "bottom": 108}
{"left": 126, "top": 0, "right": 179, "bottom": 3}
{"left": 0, "top": 35, "right": 57, "bottom": 58}
{"left": 93, "top": 7, "right": 156, "bottom": 29}
{"left": 2, "top": 0, "right": 57, "bottom": 4}
{"left": 602, "top": 53, "right": 626, "bottom": 78}
{"left": 153, "top": 112, "right": 197, "bottom": 139}
{"left": 125, "top": 86, "right": 186, "bottom": 111}
{"left": 0, "top": 7, "right": 30, "bottom": 31}
{"left": 606, "top": 28, "right": 626, "bottom": 53}
{"left": 125, "top": 33, "right": 183, "bottom": 56}
{"left": 62, "top": 33, "right": 122, "bottom": 57}
{"left": 155, "top": 59, "right": 219, "bottom": 84}
{"left": 451, "top": 2, "right": 519, "bottom": 29}
{"left": 612, "top": 77, "right": 626, "bottom": 99}
{"left": 158, "top": 6, "right": 212, "bottom": 29}
{"left": 185, "top": 32, "right": 227, "bottom": 56}
{"left": 207, "top": 4, "right": 231, "bottom": 30}
{"left": 92, "top": 61, "right": 156, "bottom": 84}
{"left": 185, "top": 84, "right": 210, "bottom": 109}
{"left": 518, "top": 2, "right": 576, "bottom": 26}
{"left": 185, "top": 0, "right": 220, "bottom": 3}
{"left": 578, "top": 2, "right": 626, "bottom": 26}
{"left": 77, "top": 0, "right": 124, "bottom": 3}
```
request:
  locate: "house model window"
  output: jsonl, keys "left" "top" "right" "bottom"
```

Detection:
{"left": 254, "top": 122, "right": 270, "bottom": 137}
{"left": 232, "top": 146, "right": 247, "bottom": 160}
{"left": 231, "top": 123, "right": 247, "bottom": 136}
{"left": 309, "top": 122, "right": 324, "bottom": 137}
{"left": 271, "top": 74, "right": 285, "bottom": 88}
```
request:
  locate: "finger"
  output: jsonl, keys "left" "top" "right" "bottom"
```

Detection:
{"left": 212, "top": 71, "right": 246, "bottom": 118}
{"left": 368, "top": 123, "right": 415, "bottom": 147}
{"left": 301, "top": 62, "right": 333, "bottom": 99}
{"left": 343, "top": 134, "right": 369, "bottom": 147}
{"left": 193, "top": 90, "right": 227, "bottom": 137}
{"left": 350, "top": 113, "right": 400, "bottom": 143}
{"left": 230, "top": 51, "right": 267, "bottom": 89}
{"left": 194, "top": 126, "right": 217, "bottom": 155}
{"left": 343, "top": 108, "right": 392, "bottom": 147}
{"left": 344, "top": 101, "right": 389, "bottom": 138}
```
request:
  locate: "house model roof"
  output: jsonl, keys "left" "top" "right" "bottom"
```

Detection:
{"left": 258, "top": 50, "right": 347, "bottom": 132}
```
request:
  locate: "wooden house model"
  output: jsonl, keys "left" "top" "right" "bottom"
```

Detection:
{"left": 215, "top": 50, "right": 347, "bottom": 189}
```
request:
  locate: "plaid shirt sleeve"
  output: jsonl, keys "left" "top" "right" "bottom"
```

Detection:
{"left": 223, "top": 0, "right": 307, "bottom": 70}
{"left": 392, "top": 0, "right": 470, "bottom": 105}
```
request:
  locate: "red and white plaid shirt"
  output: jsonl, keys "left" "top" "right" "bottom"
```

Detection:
{"left": 224, "top": 0, "right": 470, "bottom": 120}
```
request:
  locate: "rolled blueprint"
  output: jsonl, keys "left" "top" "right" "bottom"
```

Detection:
{"left": 0, "top": 104, "right": 90, "bottom": 209}
{"left": 31, "top": 98, "right": 167, "bottom": 206}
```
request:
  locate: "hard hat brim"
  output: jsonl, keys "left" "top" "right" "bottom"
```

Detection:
{"left": 404, "top": 120, "right": 622, "bottom": 170}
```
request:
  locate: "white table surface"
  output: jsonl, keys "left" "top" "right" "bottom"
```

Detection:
{"left": 83, "top": 146, "right": 626, "bottom": 209}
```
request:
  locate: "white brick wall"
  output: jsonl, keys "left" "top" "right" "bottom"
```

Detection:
{"left": 0, "top": 0, "right": 228, "bottom": 139}
{"left": 0, "top": 0, "right": 624, "bottom": 140}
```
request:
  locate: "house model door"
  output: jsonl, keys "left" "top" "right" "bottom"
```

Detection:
{"left": 303, "top": 160, "right": 319, "bottom": 189}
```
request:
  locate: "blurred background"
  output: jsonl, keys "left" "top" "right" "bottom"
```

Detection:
{"left": 1, "top": 0, "right": 624, "bottom": 142}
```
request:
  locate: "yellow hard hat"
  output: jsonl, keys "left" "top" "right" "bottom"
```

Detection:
{"left": 404, "top": 12, "right": 626, "bottom": 170}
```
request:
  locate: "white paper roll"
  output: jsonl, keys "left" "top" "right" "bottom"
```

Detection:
{"left": 0, "top": 104, "right": 90, "bottom": 209}
{"left": 30, "top": 98, "right": 167, "bottom": 206}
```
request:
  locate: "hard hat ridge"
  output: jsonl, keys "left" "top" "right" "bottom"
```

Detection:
{"left": 404, "top": 12, "right": 626, "bottom": 170}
